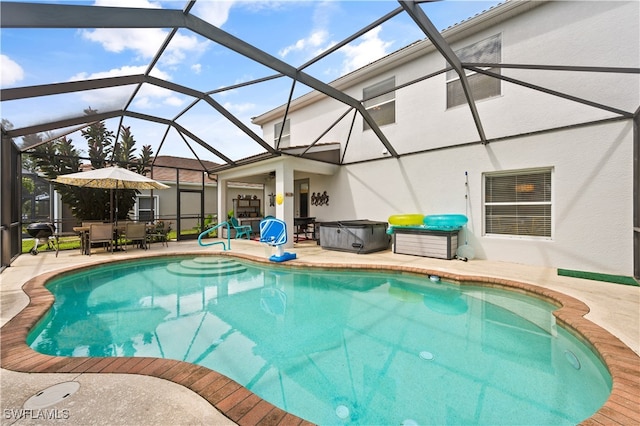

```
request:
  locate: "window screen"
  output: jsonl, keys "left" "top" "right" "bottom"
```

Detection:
{"left": 485, "top": 169, "right": 552, "bottom": 237}
{"left": 363, "top": 77, "right": 396, "bottom": 130}
{"left": 274, "top": 119, "right": 290, "bottom": 147}
{"left": 447, "top": 34, "right": 501, "bottom": 108}
{"left": 136, "top": 195, "right": 158, "bottom": 222}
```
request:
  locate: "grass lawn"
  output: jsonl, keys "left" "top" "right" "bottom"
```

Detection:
{"left": 22, "top": 235, "right": 81, "bottom": 254}
{"left": 21, "top": 231, "right": 179, "bottom": 254}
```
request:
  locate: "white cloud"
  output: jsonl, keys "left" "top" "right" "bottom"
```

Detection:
{"left": 81, "top": 28, "right": 208, "bottom": 66}
{"left": 69, "top": 65, "right": 182, "bottom": 110}
{"left": 192, "top": 1, "right": 236, "bottom": 28}
{"left": 69, "top": 65, "right": 170, "bottom": 82}
{"left": 162, "top": 33, "right": 210, "bottom": 66}
{"left": 1, "top": 55, "right": 25, "bottom": 87}
{"left": 222, "top": 101, "right": 256, "bottom": 114}
{"left": 94, "top": 0, "right": 161, "bottom": 7}
{"left": 191, "top": 63, "right": 202, "bottom": 74}
{"left": 81, "top": 28, "right": 165, "bottom": 57}
{"left": 81, "top": 0, "right": 209, "bottom": 66}
{"left": 340, "top": 26, "right": 393, "bottom": 75}
{"left": 279, "top": 29, "right": 330, "bottom": 58}
{"left": 278, "top": 1, "right": 339, "bottom": 60}
{"left": 164, "top": 96, "right": 184, "bottom": 107}
{"left": 133, "top": 97, "right": 153, "bottom": 109}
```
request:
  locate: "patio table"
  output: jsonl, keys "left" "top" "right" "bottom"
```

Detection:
{"left": 73, "top": 224, "right": 131, "bottom": 255}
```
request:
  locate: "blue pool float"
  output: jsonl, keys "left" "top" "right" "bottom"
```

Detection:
{"left": 423, "top": 214, "right": 468, "bottom": 231}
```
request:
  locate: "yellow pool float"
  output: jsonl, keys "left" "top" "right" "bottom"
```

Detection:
{"left": 388, "top": 214, "right": 424, "bottom": 226}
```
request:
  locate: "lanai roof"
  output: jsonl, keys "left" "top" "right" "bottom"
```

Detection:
{"left": 1, "top": 0, "right": 638, "bottom": 174}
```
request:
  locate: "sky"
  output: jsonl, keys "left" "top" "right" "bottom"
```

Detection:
{"left": 1, "top": 0, "right": 501, "bottom": 163}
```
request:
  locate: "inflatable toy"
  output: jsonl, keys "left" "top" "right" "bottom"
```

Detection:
{"left": 388, "top": 214, "right": 424, "bottom": 226}
{"left": 423, "top": 214, "right": 468, "bottom": 230}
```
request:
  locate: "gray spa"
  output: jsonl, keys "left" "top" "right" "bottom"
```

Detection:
{"left": 317, "top": 220, "right": 390, "bottom": 254}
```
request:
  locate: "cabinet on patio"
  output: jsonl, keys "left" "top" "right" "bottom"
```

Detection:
{"left": 392, "top": 228, "right": 459, "bottom": 260}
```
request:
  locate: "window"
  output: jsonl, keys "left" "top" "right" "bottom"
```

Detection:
{"left": 136, "top": 195, "right": 159, "bottom": 222}
{"left": 447, "top": 34, "right": 501, "bottom": 109}
{"left": 484, "top": 169, "right": 552, "bottom": 238}
{"left": 274, "top": 119, "right": 290, "bottom": 147}
{"left": 363, "top": 76, "right": 395, "bottom": 130}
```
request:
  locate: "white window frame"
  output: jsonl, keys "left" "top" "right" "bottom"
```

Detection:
{"left": 446, "top": 34, "right": 501, "bottom": 109}
{"left": 274, "top": 119, "right": 290, "bottom": 147}
{"left": 136, "top": 195, "right": 159, "bottom": 222}
{"left": 363, "top": 76, "right": 396, "bottom": 130}
{"left": 483, "top": 168, "right": 553, "bottom": 239}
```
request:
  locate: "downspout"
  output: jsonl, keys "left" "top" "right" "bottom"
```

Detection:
{"left": 634, "top": 109, "right": 639, "bottom": 280}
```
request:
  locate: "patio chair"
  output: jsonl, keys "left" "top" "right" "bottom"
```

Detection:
{"left": 78, "top": 221, "right": 103, "bottom": 254}
{"left": 147, "top": 221, "right": 169, "bottom": 247}
{"left": 88, "top": 223, "right": 114, "bottom": 255}
{"left": 124, "top": 222, "right": 147, "bottom": 250}
{"left": 229, "top": 217, "right": 252, "bottom": 239}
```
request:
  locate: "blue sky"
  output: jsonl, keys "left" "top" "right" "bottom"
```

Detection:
{"left": 1, "top": 0, "right": 501, "bottom": 162}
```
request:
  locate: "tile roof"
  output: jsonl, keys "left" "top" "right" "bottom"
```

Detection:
{"left": 151, "top": 156, "right": 219, "bottom": 184}
{"left": 76, "top": 157, "right": 220, "bottom": 184}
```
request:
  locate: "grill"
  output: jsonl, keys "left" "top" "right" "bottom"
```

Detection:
{"left": 26, "top": 222, "right": 56, "bottom": 255}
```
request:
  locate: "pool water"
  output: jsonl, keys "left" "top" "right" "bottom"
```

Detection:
{"left": 28, "top": 256, "right": 611, "bottom": 425}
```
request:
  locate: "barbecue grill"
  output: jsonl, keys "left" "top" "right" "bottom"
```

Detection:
{"left": 26, "top": 222, "right": 56, "bottom": 255}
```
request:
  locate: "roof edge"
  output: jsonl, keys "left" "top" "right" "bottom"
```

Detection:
{"left": 252, "top": 0, "right": 543, "bottom": 125}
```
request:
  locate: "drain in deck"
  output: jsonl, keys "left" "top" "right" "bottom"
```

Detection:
{"left": 23, "top": 381, "right": 80, "bottom": 410}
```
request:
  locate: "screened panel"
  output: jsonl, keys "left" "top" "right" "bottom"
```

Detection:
{"left": 363, "top": 77, "right": 396, "bottom": 130}
{"left": 485, "top": 170, "right": 552, "bottom": 237}
{"left": 446, "top": 34, "right": 501, "bottom": 80}
{"left": 365, "top": 102, "right": 396, "bottom": 130}
{"left": 363, "top": 78, "right": 396, "bottom": 106}
{"left": 447, "top": 34, "right": 501, "bottom": 108}
{"left": 447, "top": 69, "right": 501, "bottom": 109}
{"left": 136, "top": 196, "right": 158, "bottom": 222}
{"left": 274, "top": 119, "right": 290, "bottom": 146}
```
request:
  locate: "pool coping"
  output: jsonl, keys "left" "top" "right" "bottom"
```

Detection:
{"left": 1, "top": 251, "right": 639, "bottom": 425}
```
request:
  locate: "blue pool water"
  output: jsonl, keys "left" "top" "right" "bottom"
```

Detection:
{"left": 28, "top": 256, "right": 611, "bottom": 425}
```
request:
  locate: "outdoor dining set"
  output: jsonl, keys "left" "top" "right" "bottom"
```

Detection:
{"left": 73, "top": 221, "right": 169, "bottom": 255}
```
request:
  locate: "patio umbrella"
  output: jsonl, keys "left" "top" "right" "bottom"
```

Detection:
{"left": 53, "top": 165, "right": 169, "bottom": 224}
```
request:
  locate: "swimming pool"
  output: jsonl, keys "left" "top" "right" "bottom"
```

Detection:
{"left": 27, "top": 255, "right": 611, "bottom": 425}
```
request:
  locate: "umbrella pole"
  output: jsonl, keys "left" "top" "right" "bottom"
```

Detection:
{"left": 113, "top": 184, "right": 122, "bottom": 251}
{"left": 115, "top": 182, "right": 118, "bottom": 226}
{"left": 110, "top": 188, "right": 114, "bottom": 224}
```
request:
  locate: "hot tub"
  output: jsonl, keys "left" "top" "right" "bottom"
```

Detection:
{"left": 318, "top": 220, "right": 389, "bottom": 254}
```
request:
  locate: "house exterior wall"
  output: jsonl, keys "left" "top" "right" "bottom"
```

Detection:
{"left": 320, "top": 120, "right": 633, "bottom": 275}
{"left": 256, "top": 1, "right": 638, "bottom": 276}
{"left": 138, "top": 183, "right": 217, "bottom": 224}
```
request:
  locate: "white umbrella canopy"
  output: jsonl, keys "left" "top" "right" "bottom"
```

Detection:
{"left": 53, "top": 165, "right": 169, "bottom": 190}
{"left": 53, "top": 166, "right": 169, "bottom": 224}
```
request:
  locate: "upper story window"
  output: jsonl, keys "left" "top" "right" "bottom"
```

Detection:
{"left": 274, "top": 119, "right": 290, "bottom": 147}
{"left": 363, "top": 76, "right": 395, "bottom": 130}
{"left": 447, "top": 34, "right": 501, "bottom": 109}
{"left": 484, "top": 168, "right": 552, "bottom": 238}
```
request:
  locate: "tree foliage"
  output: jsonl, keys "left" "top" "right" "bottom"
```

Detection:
{"left": 26, "top": 108, "right": 154, "bottom": 222}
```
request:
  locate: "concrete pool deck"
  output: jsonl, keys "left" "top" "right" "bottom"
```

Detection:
{"left": 1, "top": 239, "right": 639, "bottom": 425}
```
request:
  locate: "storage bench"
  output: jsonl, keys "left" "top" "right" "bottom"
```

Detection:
{"left": 392, "top": 227, "right": 459, "bottom": 259}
